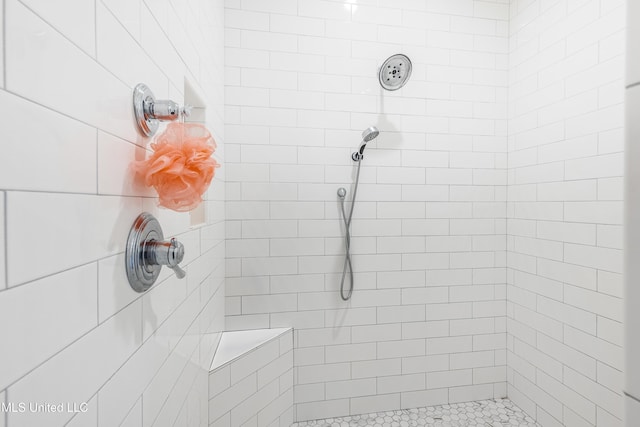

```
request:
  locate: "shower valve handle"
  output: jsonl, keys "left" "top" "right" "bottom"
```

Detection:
{"left": 133, "top": 83, "right": 192, "bottom": 137}
{"left": 145, "top": 238, "right": 186, "bottom": 279}
{"left": 126, "top": 213, "right": 188, "bottom": 292}
{"left": 145, "top": 100, "right": 192, "bottom": 121}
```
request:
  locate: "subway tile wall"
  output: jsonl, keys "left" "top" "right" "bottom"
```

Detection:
{"left": 224, "top": 0, "right": 510, "bottom": 421}
{"left": 508, "top": 0, "right": 625, "bottom": 426}
{"left": 209, "top": 330, "right": 293, "bottom": 426}
{"left": 0, "top": 0, "right": 225, "bottom": 426}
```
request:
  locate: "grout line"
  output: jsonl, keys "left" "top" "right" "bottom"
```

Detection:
{"left": 627, "top": 81, "right": 640, "bottom": 90}
{"left": 625, "top": 391, "right": 640, "bottom": 404}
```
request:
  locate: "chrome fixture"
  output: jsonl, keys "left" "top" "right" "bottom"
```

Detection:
{"left": 352, "top": 126, "right": 380, "bottom": 161}
{"left": 125, "top": 212, "right": 186, "bottom": 293}
{"left": 133, "top": 83, "right": 192, "bottom": 137}
{"left": 379, "top": 54, "right": 412, "bottom": 91}
{"left": 338, "top": 126, "right": 380, "bottom": 301}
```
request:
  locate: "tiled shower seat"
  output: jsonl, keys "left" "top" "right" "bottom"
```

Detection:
{"left": 208, "top": 328, "right": 294, "bottom": 426}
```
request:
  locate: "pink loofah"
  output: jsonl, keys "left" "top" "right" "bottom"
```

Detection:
{"left": 135, "top": 122, "right": 219, "bottom": 212}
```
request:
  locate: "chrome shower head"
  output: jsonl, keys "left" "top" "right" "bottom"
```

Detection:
{"left": 362, "top": 126, "right": 380, "bottom": 142}
{"left": 379, "top": 54, "right": 412, "bottom": 91}
{"left": 352, "top": 126, "right": 380, "bottom": 161}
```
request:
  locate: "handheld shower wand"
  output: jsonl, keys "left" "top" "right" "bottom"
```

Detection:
{"left": 338, "top": 126, "right": 380, "bottom": 301}
{"left": 351, "top": 126, "right": 380, "bottom": 161}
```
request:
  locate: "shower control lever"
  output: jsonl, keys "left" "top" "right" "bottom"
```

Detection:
{"left": 145, "top": 238, "right": 186, "bottom": 279}
{"left": 125, "top": 213, "right": 187, "bottom": 292}
{"left": 133, "top": 83, "right": 192, "bottom": 137}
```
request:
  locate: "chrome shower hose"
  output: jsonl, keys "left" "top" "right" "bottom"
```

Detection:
{"left": 338, "top": 158, "right": 363, "bottom": 301}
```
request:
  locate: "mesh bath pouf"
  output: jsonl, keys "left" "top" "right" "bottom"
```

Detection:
{"left": 134, "top": 122, "right": 219, "bottom": 212}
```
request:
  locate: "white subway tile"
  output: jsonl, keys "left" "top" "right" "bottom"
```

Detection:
{"left": 352, "top": 358, "right": 401, "bottom": 379}
{"left": 297, "top": 363, "right": 351, "bottom": 385}
{"left": 241, "top": 68, "right": 298, "bottom": 90}
{"left": 298, "top": 72, "right": 352, "bottom": 93}
{"left": 299, "top": 0, "right": 352, "bottom": 20}
{"left": 326, "top": 20, "right": 377, "bottom": 41}
{"left": 225, "top": 9, "right": 268, "bottom": 31}
{"left": 537, "top": 221, "right": 596, "bottom": 245}
{"left": 241, "top": 0, "right": 297, "bottom": 14}
{"left": 377, "top": 374, "right": 426, "bottom": 394}
{"left": 299, "top": 35, "right": 351, "bottom": 57}
{"left": 564, "top": 243, "right": 622, "bottom": 273}
{"left": 377, "top": 305, "right": 425, "bottom": 324}
{"left": 537, "top": 180, "right": 597, "bottom": 202}
{"left": 0, "top": 91, "right": 97, "bottom": 193}
{"left": 565, "top": 153, "right": 623, "bottom": 180}
{"left": 350, "top": 324, "right": 401, "bottom": 345}
{"left": 8, "top": 301, "right": 141, "bottom": 427}
{"left": 296, "top": 399, "right": 350, "bottom": 421}
{"left": 270, "top": 14, "right": 324, "bottom": 36}
{"left": 598, "top": 177, "right": 624, "bottom": 201}
{"left": 401, "top": 287, "right": 449, "bottom": 306}
{"left": 0, "top": 264, "right": 98, "bottom": 391}
{"left": 352, "top": 5, "right": 402, "bottom": 24}
{"left": 98, "top": 131, "right": 156, "bottom": 197}
{"left": 225, "top": 47, "right": 270, "bottom": 68}
{"left": 241, "top": 182, "right": 297, "bottom": 201}
{"left": 351, "top": 393, "right": 401, "bottom": 414}
{"left": 97, "top": 253, "right": 141, "bottom": 323}
{"left": 6, "top": 0, "right": 134, "bottom": 141}
{"left": 564, "top": 285, "right": 622, "bottom": 322}
{"left": 20, "top": 0, "right": 95, "bottom": 56}
{"left": 565, "top": 325, "right": 622, "bottom": 370}
{"left": 377, "top": 270, "right": 424, "bottom": 289}
{"left": 97, "top": 2, "right": 165, "bottom": 92}
{"left": 325, "top": 378, "right": 375, "bottom": 400}
{"left": 472, "top": 333, "right": 505, "bottom": 351}
{"left": 537, "top": 258, "right": 596, "bottom": 291}
{"left": 402, "top": 320, "right": 449, "bottom": 340}
{"left": 325, "top": 343, "right": 376, "bottom": 364}
{"left": 427, "top": 369, "right": 472, "bottom": 389}
{"left": 6, "top": 192, "right": 141, "bottom": 286}
{"left": 226, "top": 201, "right": 270, "bottom": 220}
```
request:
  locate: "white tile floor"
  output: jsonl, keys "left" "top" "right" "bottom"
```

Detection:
{"left": 292, "top": 398, "right": 540, "bottom": 427}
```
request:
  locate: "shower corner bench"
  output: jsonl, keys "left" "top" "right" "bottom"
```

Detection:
{"left": 208, "top": 328, "right": 294, "bottom": 426}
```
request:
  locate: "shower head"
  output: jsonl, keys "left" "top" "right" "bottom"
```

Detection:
{"left": 362, "top": 126, "right": 380, "bottom": 142}
{"left": 352, "top": 126, "right": 380, "bottom": 161}
{"left": 379, "top": 54, "right": 412, "bottom": 91}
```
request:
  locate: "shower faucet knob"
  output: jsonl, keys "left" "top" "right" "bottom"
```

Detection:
{"left": 146, "top": 238, "right": 185, "bottom": 274}
{"left": 144, "top": 238, "right": 186, "bottom": 280}
{"left": 133, "top": 83, "right": 192, "bottom": 137}
{"left": 167, "top": 238, "right": 186, "bottom": 279}
{"left": 125, "top": 213, "right": 187, "bottom": 292}
{"left": 147, "top": 99, "right": 181, "bottom": 121}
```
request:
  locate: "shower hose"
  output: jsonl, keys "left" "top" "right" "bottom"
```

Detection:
{"left": 338, "top": 158, "right": 363, "bottom": 301}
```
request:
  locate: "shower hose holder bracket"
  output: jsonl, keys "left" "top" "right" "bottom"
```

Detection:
{"left": 133, "top": 83, "right": 192, "bottom": 137}
{"left": 125, "top": 212, "right": 186, "bottom": 293}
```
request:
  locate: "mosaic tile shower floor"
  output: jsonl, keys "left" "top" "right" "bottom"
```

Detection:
{"left": 292, "top": 398, "right": 540, "bottom": 427}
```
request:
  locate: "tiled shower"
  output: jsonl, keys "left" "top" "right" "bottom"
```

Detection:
{"left": 0, "top": 0, "right": 631, "bottom": 426}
